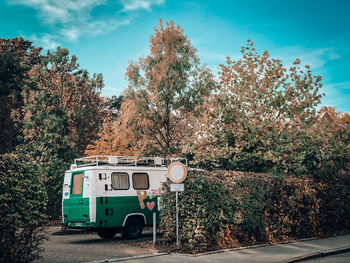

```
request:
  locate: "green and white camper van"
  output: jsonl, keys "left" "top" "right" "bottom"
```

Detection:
{"left": 61, "top": 156, "right": 187, "bottom": 239}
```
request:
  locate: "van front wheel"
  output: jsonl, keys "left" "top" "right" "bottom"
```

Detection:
{"left": 122, "top": 217, "right": 143, "bottom": 239}
{"left": 97, "top": 228, "right": 118, "bottom": 239}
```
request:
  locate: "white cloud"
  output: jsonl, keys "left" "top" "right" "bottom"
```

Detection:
{"left": 61, "top": 27, "right": 80, "bottom": 42}
{"left": 103, "top": 84, "right": 120, "bottom": 93}
{"left": 198, "top": 50, "right": 227, "bottom": 63}
{"left": 60, "top": 17, "right": 131, "bottom": 42}
{"left": 197, "top": 45, "right": 341, "bottom": 71}
{"left": 121, "top": 0, "right": 164, "bottom": 12}
{"left": 8, "top": 0, "right": 163, "bottom": 46}
{"left": 29, "top": 33, "right": 59, "bottom": 49}
{"left": 9, "top": 0, "right": 105, "bottom": 24}
{"left": 322, "top": 81, "right": 350, "bottom": 111}
{"left": 271, "top": 46, "right": 341, "bottom": 69}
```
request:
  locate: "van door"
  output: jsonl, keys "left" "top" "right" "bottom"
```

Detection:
{"left": 68, "top": 171, "right": 84, "bottom": 222}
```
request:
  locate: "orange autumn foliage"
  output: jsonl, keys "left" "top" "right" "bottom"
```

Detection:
{"left": 318, "top": 106, "right": 350, "bottom": 127}
{"left": 85, "top": 95, "right": 144, "bottom": 156}
{"left": 190, "top": 40, "right": 324, "bottom": 173}
{"left": 87, "top": 20, "right": 215, "bottom": 157}
{"left": 124, "top": 20, "right": 214, "bottom": 156}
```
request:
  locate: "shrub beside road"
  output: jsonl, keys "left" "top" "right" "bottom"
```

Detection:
{"left": 161, "top": 170, "right": 350, "bottom": 253}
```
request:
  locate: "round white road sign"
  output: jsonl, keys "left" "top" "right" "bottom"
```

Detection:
{"left": 168, "top": 162, "right": 187, "bottom": 183}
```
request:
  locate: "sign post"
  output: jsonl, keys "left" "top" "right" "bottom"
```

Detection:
{"left": 168, "top": 162, "right": 187, "bottom": 247}
{"left": 153, "top": 212, "right": 156, "bottom": 244}
{"left": 176, "top": 191, "right": 179, "bottom": 246}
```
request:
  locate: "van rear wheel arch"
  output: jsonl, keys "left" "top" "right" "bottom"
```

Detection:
{"left": 122, "top": 213, "right": 146, "bottom": 227}
{"left": 122, "top": 215, "right": 145, "bottom": 239}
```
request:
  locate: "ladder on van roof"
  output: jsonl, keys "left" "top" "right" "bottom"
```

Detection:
{"left": 72, "top": 155, "right": 188, "bottom": 168}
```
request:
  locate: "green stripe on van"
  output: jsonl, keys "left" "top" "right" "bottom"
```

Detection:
{"left": 96, "top": 196, "right": 159, "bottom": 228}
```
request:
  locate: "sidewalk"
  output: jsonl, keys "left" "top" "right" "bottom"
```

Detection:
{"left": 88, "top": 234, "right": 350, "bottom": 263}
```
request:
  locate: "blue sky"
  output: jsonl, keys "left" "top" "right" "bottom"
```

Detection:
{"left": 1, "top": 0, "right": 349, "bottom": 112}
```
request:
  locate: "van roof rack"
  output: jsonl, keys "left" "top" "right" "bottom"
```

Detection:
{"left": 72, "top": 155, "right": 187, "bottom": 169}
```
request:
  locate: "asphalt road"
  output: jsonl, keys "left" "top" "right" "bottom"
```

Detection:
{"left": 299, "top": 251, "right": 350, "bottom": 263}
{"left": 34, "top": 227, "right": 158, "bottom": 263}
{"left": 35, "top": 227, "right": 350, "bottom": 263}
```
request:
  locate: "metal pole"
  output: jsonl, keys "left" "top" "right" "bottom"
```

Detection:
{"left": 153, "top": 212, "right": 156, "bottom": 244}
{"left": 176, "top": 191, "right": 179, "bottom": 246}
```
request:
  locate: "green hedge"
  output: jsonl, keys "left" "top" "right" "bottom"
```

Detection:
{"left": 0, "top": 154, "right": 47, "bottom": 263}
{"left": 160, "top": 170, "right": 350, "bottom": 253}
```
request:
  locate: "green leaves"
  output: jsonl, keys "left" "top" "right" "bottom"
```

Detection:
{"left": 15, "top": 46, "right": 105, "bottom": 218}
{"left": 0, "top": 153, "right": 47, "bottom": 262}
{"left": 190, "top": 41, "right": 326, "bottom": 176}
{"left": 160, "top": 171, "right": 242, "bottom": 253}
{"left": 160, "top": 170, "right": 350, "bottom": 252}
{"left": 0, "top": 37, "right": 41, "bottom": 154}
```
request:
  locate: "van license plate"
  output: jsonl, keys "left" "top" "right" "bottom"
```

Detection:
{"left": 75, "top": 222, "right": 82, "bottom": 227}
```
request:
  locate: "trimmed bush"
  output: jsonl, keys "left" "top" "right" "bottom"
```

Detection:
{"left": 161, "top": 172, "right": 239, "bottom": 252}
{"left": 160, "top": 170, "right": 350, "bottom": 253}
{"left": 0, "top": 153, "right": 47, "bottom": 263}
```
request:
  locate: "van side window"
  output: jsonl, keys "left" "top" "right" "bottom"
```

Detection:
{"left": 111, "top": 172, "right": 129, "bottom": 190}
{"left": 132, "top": 173, "right": 149, "bottom": 190}
{"left": 71, "top": 172, "right": 83, "bottom": 195}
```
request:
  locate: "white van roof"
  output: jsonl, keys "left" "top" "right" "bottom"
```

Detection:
{"left": 71, "top": 155, "right": 187, "bottom": 170}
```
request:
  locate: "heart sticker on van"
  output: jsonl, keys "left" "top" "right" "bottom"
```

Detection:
{"left": 146, "top": 201, "right": 155, "bottom": 211}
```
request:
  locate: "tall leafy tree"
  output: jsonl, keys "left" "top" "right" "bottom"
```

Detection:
{"left": 125, "top": 20, "right": 215, "bottom": 156}
{"left": 26, "top": 47, "right": 104, "bottom": 154}
{"left": 20, "top": 47, "right": 104, "bottom": 218}
{"left": 191, "top": 41, "right": 324, "bottom": 175}
{"left": 0, "top": 37, "right": 41, "bottom": 153}
{"left": 19, "top": 89, "right": 74, "bottom": 217}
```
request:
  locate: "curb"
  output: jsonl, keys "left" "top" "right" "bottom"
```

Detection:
{"left": 84, "top": 235, "right": 350, "bottom": 263}
{"left": 282, "top": 246, "right": 350, "bottom": 263}
{"left": 84, "top": 253, "right": 167, "bottom": 263}
{"left": 176, "top": 236, "right": 320, "bottom": 257}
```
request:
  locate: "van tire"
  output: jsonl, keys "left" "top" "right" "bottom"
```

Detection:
{"left": 122, "top": 217, "right": 143, "bottom": 239}
{"left": 97, "top": 228, "right": 118, "bottom": 239}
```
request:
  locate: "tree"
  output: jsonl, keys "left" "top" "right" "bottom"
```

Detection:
{"left": 19, "top": 88, "right": 74, "bottom": 218}
{"left": 0, "top": 37, "right": 41, "bottom": 154}
{"left": 20, "top": 47, "right": 104, "bottom": 218}
{"left": 303, "top": 106, "right": 350, "bottom": 178}
{"left": 191, "top": 40, "right": 324, "bottom": 175}
{"left": 125, "top": 20, "right": 215, "bottom": 156}
{"left": 25, "top": 47, "right": 104, "bottom": 154}
{"left": 85, "top": 94, "right": 146, "bottom": 156}
{"left": 318, "top": 106, "right": 350, "bottom": 126}
{"left": 107, "top": 94, "right": 124, "bottom": 120}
